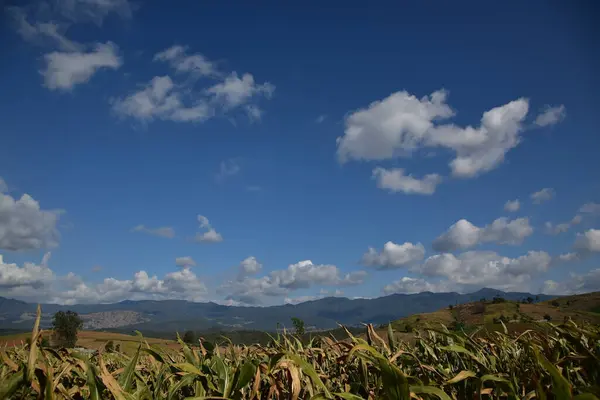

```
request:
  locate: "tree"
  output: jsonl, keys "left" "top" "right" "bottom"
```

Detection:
{"left": 551, "top": 300, "right": 560, "bottom": 307}
{"left": 183, "top": 330, "right": 197, "bottom": 345}
{"left": 448, "top": 304, "right": 454, "bottom": 310}
{"left": 526, "top": 297, "right": 534, "bottom": 304}
{"left": 291, "top": 317, "right": 305, "bottom": 336}
{"left": 52, "top": 311, "right": 83, "bottom": 348}
{"left": 105, "top": 340, "right": 115, "bottom": 352}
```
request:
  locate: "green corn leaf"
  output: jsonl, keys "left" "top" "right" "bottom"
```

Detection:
{"left": 410, "top": 385, "right": 452, "bottom": 400}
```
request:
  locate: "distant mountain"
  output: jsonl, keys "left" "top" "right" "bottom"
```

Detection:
{"left": 0, "top": 289, "right": 556, "bottom": 332}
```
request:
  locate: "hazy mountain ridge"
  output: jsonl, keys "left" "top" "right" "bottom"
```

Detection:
{"left": 0, "top": 288, "right": 555, "bottom": 332}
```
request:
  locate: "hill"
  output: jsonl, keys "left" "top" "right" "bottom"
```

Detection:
{"left": 0, "top": 330, "right": 178, "bottom": 355}
{"left": 379, "top": 291, "right": 600, "bottom": 340}
{"left": 0, "top": 288, "right": 556, "bottom": 332}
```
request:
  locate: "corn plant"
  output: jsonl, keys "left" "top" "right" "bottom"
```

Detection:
{"left": 1, "top": 305, "right": 599, "bottom": 399}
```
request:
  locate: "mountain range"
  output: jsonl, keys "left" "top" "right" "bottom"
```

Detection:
{"left": 0, "top": 288, "right": 555, "bottom": 333}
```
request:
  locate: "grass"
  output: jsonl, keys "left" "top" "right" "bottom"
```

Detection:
{"left": 1, "top": 305, "right": 599, "bottom": 399}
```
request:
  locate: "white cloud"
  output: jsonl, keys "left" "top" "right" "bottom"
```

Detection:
{"left": 362, "top": 241, "right": 425, "bottom": 269}
{"left": 207, "top": 72, "right": 275, "bottom": 109}
{"left": 337, "top": 89, "right": 531, "bottom": 178}
{"left": 316, "top": 115, "right": 326, "bottom": 124}
{"left": 531, "top": 188, "right": 555, "bottom": 204}
{"left": 504, "top": 199, "right": 520, "bottom": 212}
{"left": 239, "top": 256, "right": 262, "bottom": 275}
{"left": 215, "top": 159, "right": 240, "bottom": 182}
{"left": 557, "top": 252, "right": 579, "bottom": 262}
{"left": 432, "top": 217, "right": 533, "bottom": 252}
{"left": 131, "top": 225, "right": 174, "bottom": 239}
{"left": 383, "top": 277, "right": 450, "bottom": 295}
{"left": 245, "top": 105, "right": 263, "bottom": 122}
{"left": 115, "top": 47, "right": 274, "bottom": 125}
{"left": 195, "top": 229, "right": 223, "bottom": 243}
{"left": 56, "top": 0, "right": 133, "bottom": 25}
{"left": 112, "top": 76, "right": 214, "bottom": 123}
{"left": 154, "top": 45, "right": 219, "bottom": 77}
{"left": 372, "top": 167, "right": 442, "bottom": 195}
{"left": 175, "top": 256, "right": 196, "bottom": 268}
{"left": 574, "top": 229, "right": 600, "bottom": 253}
{"left": 416, "top": 250, "right": 551, "bottom": 292}
{"left": 0, "top": 178, "right": 7, "bottom": 193}
{"left": 42, "top": 42, "right": 122, "bottom": 90}
{"left": 0, "top": 252, "right": 209, "bottom": 305}
{"left": 534, "top": 105, "right": 566, "bottom": 127}
{"left": 8, "top": 8, "right": 83, "bottom": 51}
{"left": 219, "top": 260, "right": 366, "bottom": 305}
{"left": 542, "top": 269, "right": 600, "bottom": 295}
{"left": 0, "top": 188, "right": 62, "bottom": 251}
{"left": 579, "top": 202, "right": 600, "bottom": 216}
{"left": 194, "top": 215, "right": 223, "bottom": 243}
{"left": 0, "top": 254, "right": 54, "bottom": 289}
{"left": 544, "top": 215, "right": 581, "bottom": 235}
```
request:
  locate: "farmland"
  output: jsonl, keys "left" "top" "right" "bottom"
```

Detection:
{"left": 1, "top": 301, "right": 600, "bottom": 399}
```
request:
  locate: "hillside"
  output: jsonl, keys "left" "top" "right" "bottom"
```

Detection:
{"left": 0, "top": 288, "right": 556, "bottom": 332}
{"left": 0, "top": 330, "right": 178, "bottom": 355}
{"left": 380, "top": 291, "right": 600, "bottom": 340}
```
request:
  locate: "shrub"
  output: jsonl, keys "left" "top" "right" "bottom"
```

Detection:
{"left": 551, "top": 300, "right": 560, "bottom": 307}
{"left": 183, "top": 330, "right": 197, "bottom": 344}
{"left": 52, "top": 310, "right": 83, "bottom": 348}
{"left": 105, "top": 340, "right": 115, "bottom": 352}
{"left": 492, "top": 296, "right": 506, "bottom": 304}
{"left": 544, "top": 314, "right": 552, "bottom": 321}
{"left": 448, "top": 304, "right": 454, "bottom": 310}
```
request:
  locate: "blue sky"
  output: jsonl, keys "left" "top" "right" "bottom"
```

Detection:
{"left": 1, "top": 0, "right": 599, "bottom": 305}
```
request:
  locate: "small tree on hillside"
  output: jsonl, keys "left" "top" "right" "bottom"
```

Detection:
{"left": 526, "top": 297, "right": 534, "bottom": 304}
{"left": 183, "top": 330, "right": 197, "bottom": 345}
{"left": 52, "top": 311, "right": 83, "bottom": 348}
{"left": 291, "top": 317, "right": 305, "bottom": 336}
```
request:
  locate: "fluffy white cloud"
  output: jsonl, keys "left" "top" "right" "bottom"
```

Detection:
{"left": 0, "top": 252, "right": 208, "bottom": 305}
{"left": 0, "top": 188, "right": 62, "bottom": 251}
{"left": 42, "top": 42, "right": 122, "bottom": 90}
{"left": 215, "top": 159, "right": 240, "bottom": 182}
{"left": 542, "top": 269, "right": 600, "bottom": 295}
{"left": 337, "top": 90, "right": 454, "bottom": 161}
{"left": 207, "top": 72, "right": 275, "bottom": 109}
{"left": 337, "top": 90, "right": 531, "bottom": 178}
{"left": 372, "top": 167, "right": 442, "bottom": 195}
{"left": 574, "top": 229, "right": 600, "bottom": 253}
{"left": 383, "top": 277, "right": 450, "bottom": 295}
{"left": 0, "top": 254, "right": 54, "bottom": 289}
{"left": 433, "top": 217, "right": 533, "bottom": 252}
{"left": 239, "top": 256, "right": 262, "bottom": 275}
{"left": 219, "top": 260, "right": 366, "bottom": 305}
{"left": 115, "top": 47, "right": 274, "bottom": 124}
{"left": 0, "top": 178, "right": 7, "bottom": 193}
{"left": 194, "top": 215, "right": 223, "bottom": 243}
{"left": 531, "top": 188, "right": 555, "bottom": 204}
{"left": 544, "top": 215, "right": 581, "bottom": 235}
{"left": 416, "top": 250, "right": 551, "bottom": 291}
{"left": 534, "top": 105, "right": 566, "bottom": 127}
{"left": 175, "top": 256, "right": 196, "bottom": 268}
{"left": 112, "top": 76, "right": 213, "bottom": 123}
{"left": 504, "top": 199, "right": 520, "bottom": 212}
{"left": 131, "top": 225, "right": 174, "bottom": 238}
{"left": 579, "top": 202, "right": 600, "bottom": 216}
{"left": 154, "top": 45, "right": 218, "bottom": 77}
{"left": 362, "top": 241, "right": 425, "bottom": 269}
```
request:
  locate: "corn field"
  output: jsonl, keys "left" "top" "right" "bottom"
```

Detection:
{"left": 1, "top": 306, "right": 599, "bottom": 399}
